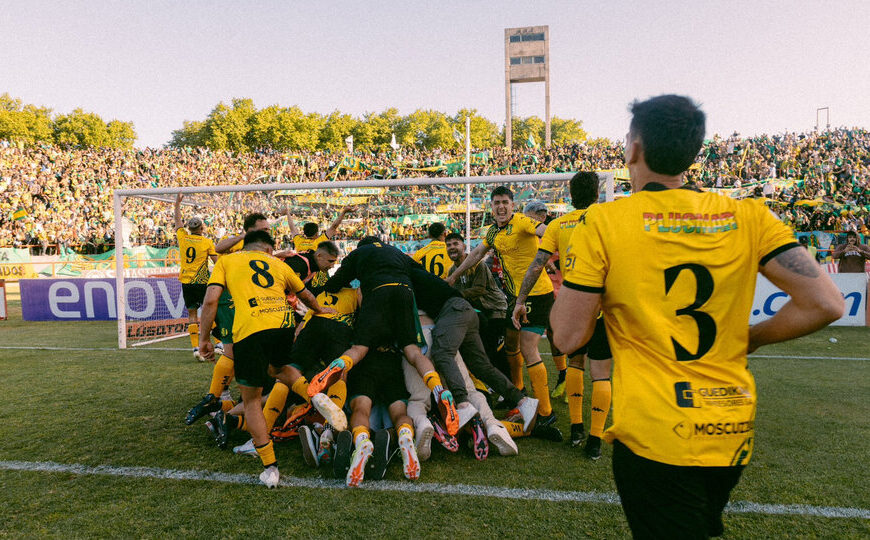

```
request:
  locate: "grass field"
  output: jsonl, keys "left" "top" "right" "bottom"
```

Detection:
{"left": 1, "top": 292, "right": 868, "bottom": 538}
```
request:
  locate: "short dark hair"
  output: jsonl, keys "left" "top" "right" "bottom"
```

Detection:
{"left": 302, "top": 222, "right": 319, "bottom": 238}
{"left": 490, "top": 185, "right": 514, "bottom": 200}
{"left": 846, "top": 231, "right": 858, "bottom": 238}
{"left": 445, "top": 232, "right": 464, "bottom": 243}
{"left": 243, "top": 212, "right": 268, "bottom": 232}
{"left": 357, "top": 236, "right": 380, "bottom": 247}
{"left": 570, "top": 171, "right": 600, "bottom": 210}
{"left": 629, "top": 95, "right": 705, "bottom": 176}
{"left": 316, "top": 240, "right": 339, "bottom": 256}
{"left": 243, "top": 229, "right": 275, "bottom": 248}
{"left": 428, "top": 222, "right": 446, "bottom": 239}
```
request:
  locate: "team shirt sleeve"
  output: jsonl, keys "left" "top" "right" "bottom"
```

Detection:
{"left": 751, "top": 200, "right": 800, "bottom": 265}
{"left": 561, "top": 205, "right": 607, "bottom": 293}
{"left": 518, "top": 213, "right": 541, "bottom": 235}
{"left": 207, "top": 239, "right": 217, "bottom": 257}
{"left": 539, "top": 219, "right": 559, "bottom": 254}
{"left": 208, "top": 257, "right": 227, "bottom": 289}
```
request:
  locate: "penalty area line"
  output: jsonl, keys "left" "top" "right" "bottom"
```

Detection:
{"left": 0, "top": 460, "right": 867, "bottom": 519}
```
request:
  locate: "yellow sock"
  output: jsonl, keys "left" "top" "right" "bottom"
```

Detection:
{"left": 507, "top": 349, "right": 524, "bottom": 390}
{"left": 590, "top": 379, "right": 612, "bottom": 437}
{"left": 328, "top": 379, "right": 347, "bottom": 409}
{"left": 237, "top": 415, "right": 247, "bottom": 432}
{"left": 567, "top": 366, "right": 585, "bottom": 424}
{"left": 208, "top": 355, "right": 234, "bottom": 396}
{"left": 339, "top": 354, "right": 354, "bottom": 370}
{"left": 528, "top": 362, "right": 552, "bottom": 416}
{"left": 221, "top": 399, "right": 235, "bottom": 413}
{"left": 264, "top": 383, "right": 289, "bottom": 431}
{"left": 500, "top": 420, "right": 530, "bottom": 438}
{"left": 397, "top": 422, "right": 414, "bottom": 438}
{"left": 423, "top": 371, "right": 443, "bottom": 391}
{"left": 291, "top": 377, "right": 310, "bottom": 401}
{"left": 255, "top": 440, "right": 277, "bottom": 468}
{"left": 553, "top": 354, "right": 567, "bottom": 372}
{"left": 352, "top": 425, "right": 370, "bottom": 445}
{"left": 470, "top": 373, "right": 489, "bottom": 393}
{"left": 188, "top": 323, "right": 199, "bottom": 349}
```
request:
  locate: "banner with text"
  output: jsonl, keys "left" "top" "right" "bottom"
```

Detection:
{"left": 750, "top": 273, "right": 867, "bottom": 326}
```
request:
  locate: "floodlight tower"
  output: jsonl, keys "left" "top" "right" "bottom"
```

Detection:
{"left": 504, "top": 25, "right": 550, "bottom": 148}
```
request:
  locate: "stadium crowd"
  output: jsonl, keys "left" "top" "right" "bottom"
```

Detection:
{"left": 1, "top": 127, "right": 868, "bottom": 254}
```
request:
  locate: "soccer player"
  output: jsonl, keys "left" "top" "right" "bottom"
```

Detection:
{"left": 308, "top": 237, "right": 460, "bottom": 435}
{"left": 412, "top": 222, "right": 450, "bottom": 278}
{"left": 283, "top": 240, "right": 339, "bottom": 293}
{"left": 550, "top": 94, "right": 844, "bottom": 538}
{"left": 447, "top": 186, "right": 556, "bottom": 426}
{"left": 198, "top": 229, "right": 334, "bottom": 488}
{"left": 513, "top": 172, "right": 612, "bottom": 458}
{"left": 831, "top": 230, "right": 870, "bottom": 272}
{"left": 287, "top": 205, "right": 354, "bottom": 253}
{"left": 173, "top": 194, "right": 217, "bottom": 360}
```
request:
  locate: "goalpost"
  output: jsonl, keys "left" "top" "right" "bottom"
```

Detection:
{"left": 113, "top": 172, "right": 615, "bottom": 349}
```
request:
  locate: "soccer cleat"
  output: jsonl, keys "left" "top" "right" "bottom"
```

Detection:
{"left": 456, "top": 402, "right": 478, "bottom": 431}
{"left": 551, "top": 379, "right": 567, "bottom": 399}
{"left": 516, "top": 396, "right": 539, "bottom": 432}
{"left": 434, "top": 388, "right": 459, "bottom": 436}
{"left": 233, "top": 438, "right": 258, "bottom": 457}
{"left": 346, "top": 437, "right": 374, "bottom": 487}
{"left": 193, "top": 348, "right": 202, "bottom": 361}
{"left": 584, "top": 435, "right": 602, "bottom": 460}
{"left": 311, "top": 393, "right": 348, "bottom": 432}
{"left": 317, "top": 428, "right": 334, "bottom": 466}
{"left": 185, "top": 393, "right": 220, "bottom": 425}
{"left": 536, "top": 411, "right": 557, "bottom": 428}
{"left": 531, "top": 422, "right": 564, "bottom": 442}
{"left": 467, "top": 416, "right": 489, "bottom": 461}
{"left": 398, "top": 431, "right": 421, "bottom": 480}
{"left": 429, "top": 413, "right": 459, "bottom": 453}
{"left": 332, "top": 430, "right": 353, "bottom": 479}
{"left": 307, "top": 359, "right": 345, "bottom": 398}
{"left": 270, "top": 403, "right": 313, "bottom": 442}
{"left": 299, "top": 425, "right": 320, "bottom": 468}
{"left": 415, "top": 418, "right": 435, "bottom": 462}
{"left": 486, "top": 423, "right": 518, "bottom": 456}
{"left": 367, "top": 429, "right": 391, "bottom": 481}
{"left": 570, "top": 423, "right": 586, "bottom": 448}
{"left": 259, "top": 465, "right": 279, "bottom": 488}
{"left": 206, "top": 410, "right": 231, "bottom": 449}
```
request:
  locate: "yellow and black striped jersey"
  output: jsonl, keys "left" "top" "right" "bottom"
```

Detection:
{"left": 176, "top": 228, "right": 216, "bottom": 284}
{"left": 301, "top": 287, "right": 360, "bottom": 328}
{"left": 293, "top": 233, "right": 328, "bottom": 253}
{"left": 563, "top": 185, "right": 797, "bottom": 467}
{"left": 412, "top": 240, "right": 450, "bottom": 279}
{"left": 208, "top": 250, "right": 305, "bottom": 342}
{"left": 483, "top": 213, "right": 552, "bottom": 297}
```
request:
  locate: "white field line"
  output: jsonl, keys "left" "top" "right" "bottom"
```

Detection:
{"left": 540, "top": 352, "right": 870, "bottom": 362}
{"left": 0, "top": 460, "right": 867, "bottom": 519}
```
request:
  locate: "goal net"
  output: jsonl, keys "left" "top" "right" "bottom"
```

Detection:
{"left": 113, "top": 172, "right": 618, "bottom": 349}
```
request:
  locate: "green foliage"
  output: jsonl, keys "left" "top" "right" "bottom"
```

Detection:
{"left": 0, "top": 93, "right": 136, "bottom": 148}
{"left": 510, "top": 115, "right": 545, "bottom": 148}
{"left": 551, "top": 116, "right": 587, "bottom": 145}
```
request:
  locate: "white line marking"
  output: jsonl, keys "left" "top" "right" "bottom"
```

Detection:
{"left": 749, "top": 355, "right": 870, "bottom": 361}
{"left": 1, "top": 460, "right": 867, "bottom": 519}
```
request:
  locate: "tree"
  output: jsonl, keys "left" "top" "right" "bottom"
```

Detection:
{"left": 318, "top": 111, "right": 357, "bottom": 152}
{"left": 53, "top": 109, "right": 112, "bottom": 147}
{"left": 453, "top": 108, "right": 501, "bottom": 148}
{"left": 550, "top": 117, "right": 587, "bottom": 145}
{"left": 0, "top": 94, "right": 53, "bottom": 144}
{"left": 201, "top": 98, "right": 256, "bottom": 152}
{"left": 396, "top": 109, "right": 454, "bottom": 150}
{"left": 169, "top": 120, "right": 207, "bottom": 148}
{"left": 510, "top": 116, "right": 546, "bottom": 148}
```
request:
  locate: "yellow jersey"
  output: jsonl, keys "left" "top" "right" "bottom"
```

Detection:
{"left": 483, "top": 213, "right": 553, "bottom": 297}
{"left": 539, "top": 208, "right": 588, "bottom": 256}
{"left": 563, "top": 184, "right": 797, "bottom": 467}
{"left": 176, "top": 228, "right": 216, "bottom": 284}
{"left": 412, "top": 240, "right": 450, "bottom": 279}
{"left": 208, "top": 250, "right": 306, "bottom": 342}
{"left": 301, "top": 287, "right": 360, "bottom": 328}
{"left": 293, "top": 233, "right": 328, "bottom": 253}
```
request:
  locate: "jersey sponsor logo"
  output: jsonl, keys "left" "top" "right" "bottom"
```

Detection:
{"left": 675, "top": 381, "right": 753, "bottom": 408}
{"left": 642, "top": 212, "right": 738, "bottom": 234}
{"left": 672, "top": 419, "right": 755, "bottom": 439}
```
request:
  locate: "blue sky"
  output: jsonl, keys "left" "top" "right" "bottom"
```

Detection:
{"left": 2, "top": 1, "right": 867, "bottom": 147}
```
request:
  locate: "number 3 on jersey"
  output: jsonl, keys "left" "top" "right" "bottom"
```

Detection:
{"left": 249, "top": 260, "right": 275, "bottom": 288}
{"left": 664, "top": 264, "right": 717, "bottom": 361}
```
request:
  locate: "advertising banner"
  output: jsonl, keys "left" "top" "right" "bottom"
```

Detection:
{"left": 19, "top": 278, "right": 185, "bottom": 322}
{"left": 750, "top": 273, "right": 867, "bottom": 326}
{"left": 0, "top": 247, "right": 38, "bottom": 281}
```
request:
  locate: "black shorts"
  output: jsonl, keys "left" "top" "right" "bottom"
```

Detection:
{"left": 289, "top": 317, "right": 354, "bottom": 377}
{"left": 232, "top": 328, "right": 295, "bottom": 388}
{"left": 181, "top": 283, "right": 208, "bottom": 310}
{"left": 347, "top": 348, "right": 409, "bottom": 405}
{"left": 612, "top": 440, "right": 744, "bottom": 539}
{"left": 354, "top": 284, "right": 420, "bottom": 350}
{"left": 569, "top": 317, "right": 612, "bottom": 361}
{"left": 506, "top": 292, "right": 554, "bottom": 334}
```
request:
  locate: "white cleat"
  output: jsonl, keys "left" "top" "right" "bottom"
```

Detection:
{"left": 233, "top": 438, "right": 257, "bottom": 457}
{"left": 399, "top": 432, "right": 421, "bottom": 480}
{"left": 299, "top": 425, "right": 320, "bottom": 468}
{"left": 193, "top": 348, "right": 203, "bottom": 362}
{"left": 456, "top": 402, "right": 478, "bottom": 430}
{"left": 259, "top": 466, "right": 279, "bottom": 488}
{"left": 487, "top": 422, "right": 519, "bottom": 456}
{"left": 415, "top": 418, "right": 435, "bottom": 462}
{"left": 346, "top": 438, "right": 374, "bottom": 487}
{"left": 311, "top": 393, "right": 348, "bottom": 432}
{"left": 517, "top": 396, "right": 539, "bottom": 432}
